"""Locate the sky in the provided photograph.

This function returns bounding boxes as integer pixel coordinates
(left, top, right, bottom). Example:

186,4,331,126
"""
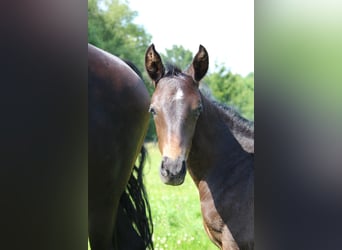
128,0,254,76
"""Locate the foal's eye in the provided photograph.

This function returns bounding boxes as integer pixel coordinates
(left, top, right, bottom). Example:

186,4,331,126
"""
149,106,157,116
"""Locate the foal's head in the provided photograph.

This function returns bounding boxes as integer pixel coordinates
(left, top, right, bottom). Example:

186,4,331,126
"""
145,44,209,185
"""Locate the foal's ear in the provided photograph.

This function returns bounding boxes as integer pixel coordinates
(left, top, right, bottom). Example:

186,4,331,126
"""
145,44,165,86
186,45,209,84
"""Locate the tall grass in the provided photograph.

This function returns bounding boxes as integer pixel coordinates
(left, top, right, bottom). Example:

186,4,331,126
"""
144,143,216,250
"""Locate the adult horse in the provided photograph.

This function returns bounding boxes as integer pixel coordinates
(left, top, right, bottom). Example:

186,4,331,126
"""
145,44,254,250
88,44,153,250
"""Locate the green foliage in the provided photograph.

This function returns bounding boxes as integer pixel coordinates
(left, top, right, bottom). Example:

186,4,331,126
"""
204,66,254,121
161,45,193,70
88,0,151,73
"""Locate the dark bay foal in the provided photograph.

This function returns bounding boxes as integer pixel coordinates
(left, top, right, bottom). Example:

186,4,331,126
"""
145,44,254,250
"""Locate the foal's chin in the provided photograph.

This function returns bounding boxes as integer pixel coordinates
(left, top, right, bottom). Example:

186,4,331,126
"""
160,173,186,186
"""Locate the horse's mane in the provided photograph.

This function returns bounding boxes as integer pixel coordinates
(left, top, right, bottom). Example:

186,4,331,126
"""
200,85,254,153
214,101,254,136
123,59,143,79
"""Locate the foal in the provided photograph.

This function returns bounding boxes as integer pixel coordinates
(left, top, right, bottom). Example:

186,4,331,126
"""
145,44,254,250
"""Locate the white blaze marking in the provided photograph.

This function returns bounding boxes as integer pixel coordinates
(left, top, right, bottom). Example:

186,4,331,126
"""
174,88,184,100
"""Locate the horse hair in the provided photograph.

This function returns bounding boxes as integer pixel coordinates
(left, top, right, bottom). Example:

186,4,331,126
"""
164,62,183,77
119,146,154,249
212,99,254,140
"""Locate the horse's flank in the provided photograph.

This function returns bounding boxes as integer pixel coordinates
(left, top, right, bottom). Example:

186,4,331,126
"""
88,44,153,250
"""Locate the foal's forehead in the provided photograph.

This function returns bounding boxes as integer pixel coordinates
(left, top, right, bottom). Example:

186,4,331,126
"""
151,76,202,112
155,76,198,98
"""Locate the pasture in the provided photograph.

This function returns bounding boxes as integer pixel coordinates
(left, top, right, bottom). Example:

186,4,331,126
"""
144,142,216,250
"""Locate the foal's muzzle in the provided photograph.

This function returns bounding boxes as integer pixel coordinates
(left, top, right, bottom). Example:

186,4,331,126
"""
160,156,186,185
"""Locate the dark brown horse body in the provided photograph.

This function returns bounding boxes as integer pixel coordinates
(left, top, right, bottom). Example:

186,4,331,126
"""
145,44,254,249
88,44,153,250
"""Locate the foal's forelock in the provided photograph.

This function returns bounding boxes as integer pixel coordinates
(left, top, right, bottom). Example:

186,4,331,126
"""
164,63,182,77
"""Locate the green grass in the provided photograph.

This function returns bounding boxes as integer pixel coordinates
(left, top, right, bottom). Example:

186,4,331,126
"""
144,143,217,250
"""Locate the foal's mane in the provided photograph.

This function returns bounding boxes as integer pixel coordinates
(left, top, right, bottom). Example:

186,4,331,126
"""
200,85,254,153
212,100,254,138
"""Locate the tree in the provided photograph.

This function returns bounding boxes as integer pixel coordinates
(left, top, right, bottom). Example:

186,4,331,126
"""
88,0,151,73
160,45,193,70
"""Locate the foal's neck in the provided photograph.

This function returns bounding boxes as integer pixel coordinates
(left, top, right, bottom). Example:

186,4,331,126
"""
187,95,251,186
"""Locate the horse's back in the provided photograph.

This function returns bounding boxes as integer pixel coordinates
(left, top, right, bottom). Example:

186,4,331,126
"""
88,44,150,249
88,43,150,186
88,44,149,110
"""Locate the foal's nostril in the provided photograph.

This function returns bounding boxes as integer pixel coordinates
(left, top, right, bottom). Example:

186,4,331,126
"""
163,156,170,163
160,161,169,177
